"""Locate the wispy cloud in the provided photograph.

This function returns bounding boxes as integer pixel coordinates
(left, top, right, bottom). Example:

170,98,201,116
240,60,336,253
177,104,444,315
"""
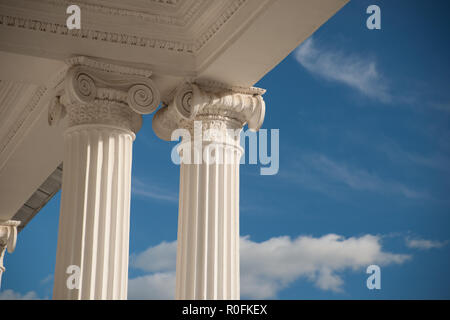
429,101,450,113
284,153,428,200
40,274,53,285
294,36,450,117
128,233,409,299
294,37,391,103
0,289,39,300
131,177,178,203
405,237,448,250
379,140,450,174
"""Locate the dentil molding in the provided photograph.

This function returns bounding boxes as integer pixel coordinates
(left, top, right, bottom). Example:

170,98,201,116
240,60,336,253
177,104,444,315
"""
42,0,199,27
0,0,247,54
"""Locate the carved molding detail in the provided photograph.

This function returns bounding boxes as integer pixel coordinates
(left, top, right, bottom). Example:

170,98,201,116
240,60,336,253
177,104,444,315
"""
152,81,265,141
0,14,195,53
54,57,161,132
0,86,47,160
43,0,196,27
194,0,247,51
0,0,247,54
66,56,154,78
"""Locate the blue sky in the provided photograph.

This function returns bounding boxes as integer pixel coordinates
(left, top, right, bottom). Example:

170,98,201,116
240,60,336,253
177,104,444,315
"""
1,0,449,299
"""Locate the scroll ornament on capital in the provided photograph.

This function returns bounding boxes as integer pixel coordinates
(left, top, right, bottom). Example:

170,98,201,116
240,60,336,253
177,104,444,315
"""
152,81,266,141
48,57,161,132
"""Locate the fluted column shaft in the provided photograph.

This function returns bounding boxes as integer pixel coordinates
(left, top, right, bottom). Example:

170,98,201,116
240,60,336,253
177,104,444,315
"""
53,125,134,299
176,138,242,299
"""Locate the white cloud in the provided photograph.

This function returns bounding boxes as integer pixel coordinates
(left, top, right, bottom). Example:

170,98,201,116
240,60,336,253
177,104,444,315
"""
405,237,448,250
128,233,410,299
0,289,39,300
239,234,408,297
294,37,391,103
130,241,177,272
128,272,176,300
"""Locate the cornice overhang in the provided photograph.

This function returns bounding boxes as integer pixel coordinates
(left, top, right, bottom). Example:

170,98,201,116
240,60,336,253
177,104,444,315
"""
0,0,349,224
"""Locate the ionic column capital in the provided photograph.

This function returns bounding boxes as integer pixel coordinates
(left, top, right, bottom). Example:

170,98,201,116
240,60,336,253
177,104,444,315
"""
0,220,20,288
152,80,266,141
49,56,161,133
0,220,20,253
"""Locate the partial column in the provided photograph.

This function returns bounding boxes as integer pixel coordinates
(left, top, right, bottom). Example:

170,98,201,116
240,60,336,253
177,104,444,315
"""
152,82,266,299
50,57,160,300
0,220,20,289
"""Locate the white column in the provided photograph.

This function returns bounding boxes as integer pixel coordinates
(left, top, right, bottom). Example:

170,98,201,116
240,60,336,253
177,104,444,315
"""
176,144,242,299
152,82,265,300
53,125,134,299
51,57,160,300
0,220,20,289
